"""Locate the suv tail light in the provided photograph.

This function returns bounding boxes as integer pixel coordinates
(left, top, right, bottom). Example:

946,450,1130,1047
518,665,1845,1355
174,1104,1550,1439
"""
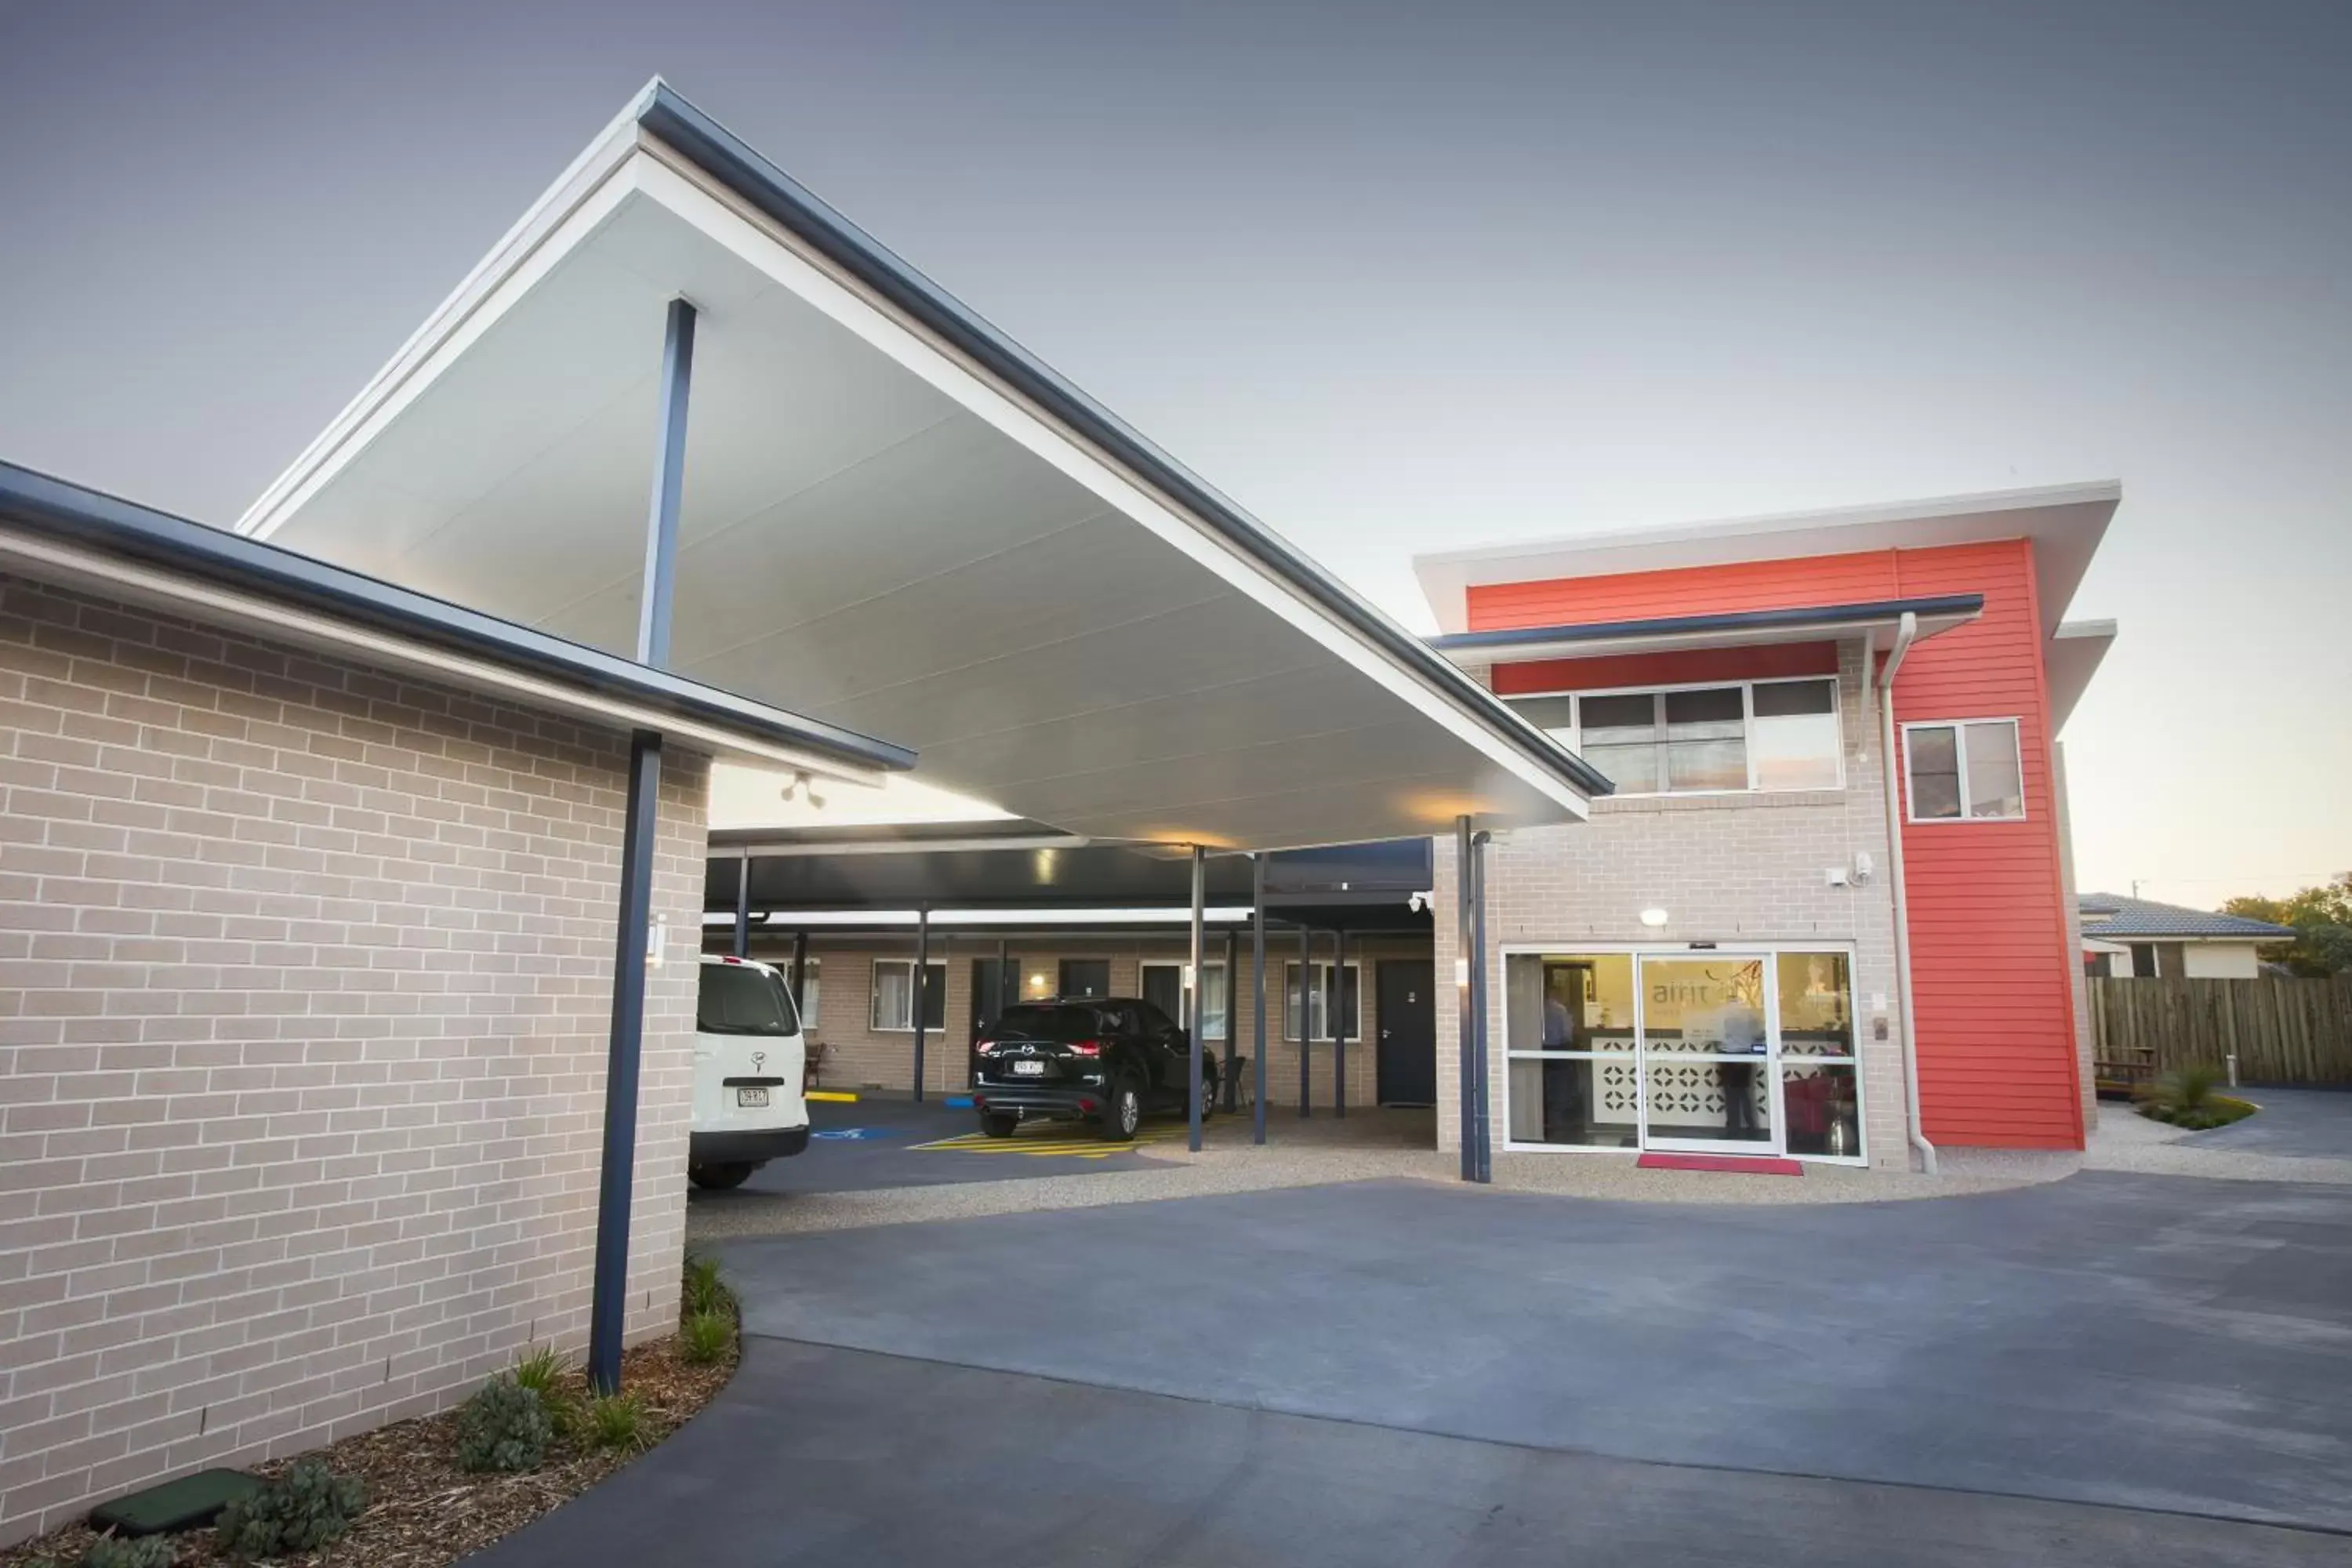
974,1038,995,1054
1069,1040,1102,1057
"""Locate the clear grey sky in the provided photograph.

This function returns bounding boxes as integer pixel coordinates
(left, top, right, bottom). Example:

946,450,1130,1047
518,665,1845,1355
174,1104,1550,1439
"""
2,0,2346,904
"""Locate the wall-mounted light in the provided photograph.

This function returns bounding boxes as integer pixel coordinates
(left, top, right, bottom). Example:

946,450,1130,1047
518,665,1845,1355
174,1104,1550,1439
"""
1028,971,1049,993
1454,957,1470,989
778,770,827,810
1639,908,1670,928
647,913,669,967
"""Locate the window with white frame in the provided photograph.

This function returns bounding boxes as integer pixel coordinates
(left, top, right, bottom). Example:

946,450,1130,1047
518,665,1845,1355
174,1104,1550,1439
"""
1281,961,1360,1041
1139,960,1229,1038
1506,677,1842,796
1903,720,2024,821
869,959,947,1031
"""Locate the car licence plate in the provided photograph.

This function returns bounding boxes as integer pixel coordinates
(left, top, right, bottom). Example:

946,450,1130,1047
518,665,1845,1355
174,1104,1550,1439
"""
1011,1060,1047,1076
736,1087,770,1107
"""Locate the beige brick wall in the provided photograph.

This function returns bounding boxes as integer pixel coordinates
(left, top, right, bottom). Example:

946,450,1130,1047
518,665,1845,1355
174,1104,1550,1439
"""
0,577,709,1545
1436,639,1915,1170
728,934,1431,1110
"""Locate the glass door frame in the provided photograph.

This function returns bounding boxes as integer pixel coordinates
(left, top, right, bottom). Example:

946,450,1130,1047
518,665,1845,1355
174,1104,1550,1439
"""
1632,948,1783,1156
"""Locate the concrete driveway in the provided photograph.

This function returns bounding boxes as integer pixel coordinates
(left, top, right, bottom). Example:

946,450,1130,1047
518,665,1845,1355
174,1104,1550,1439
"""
474,1162,2352,1566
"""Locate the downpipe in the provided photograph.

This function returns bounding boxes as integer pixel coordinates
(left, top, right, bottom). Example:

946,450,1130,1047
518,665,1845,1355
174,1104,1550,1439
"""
1876,612,1938,1177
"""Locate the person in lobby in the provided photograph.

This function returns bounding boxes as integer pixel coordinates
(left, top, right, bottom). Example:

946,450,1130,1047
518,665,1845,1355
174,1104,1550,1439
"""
1719,996,1764,1136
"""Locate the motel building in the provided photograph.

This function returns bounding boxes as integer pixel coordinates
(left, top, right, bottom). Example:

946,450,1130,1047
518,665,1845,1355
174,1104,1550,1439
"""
0,78,2113,1544
722,483,2118,1177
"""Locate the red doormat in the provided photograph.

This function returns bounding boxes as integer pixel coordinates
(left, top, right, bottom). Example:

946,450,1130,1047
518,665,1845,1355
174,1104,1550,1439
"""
1637,1152,1803,1176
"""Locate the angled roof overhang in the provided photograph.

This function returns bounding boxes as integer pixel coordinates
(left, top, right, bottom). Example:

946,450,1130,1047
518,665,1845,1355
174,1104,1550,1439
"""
2046,619,2116,731
1428,594,1984,665
1413,482,2120,638
0,460,903,778
236,81,1604,849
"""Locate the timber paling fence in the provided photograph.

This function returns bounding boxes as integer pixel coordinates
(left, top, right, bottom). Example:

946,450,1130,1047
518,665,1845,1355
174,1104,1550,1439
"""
2089,975,2352,1086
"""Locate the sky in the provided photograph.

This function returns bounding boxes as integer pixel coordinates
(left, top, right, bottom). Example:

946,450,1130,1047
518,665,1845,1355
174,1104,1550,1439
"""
2,0,2347,906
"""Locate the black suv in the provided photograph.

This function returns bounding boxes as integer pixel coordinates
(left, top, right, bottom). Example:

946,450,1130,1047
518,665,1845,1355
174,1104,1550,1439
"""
971,997,1218,1141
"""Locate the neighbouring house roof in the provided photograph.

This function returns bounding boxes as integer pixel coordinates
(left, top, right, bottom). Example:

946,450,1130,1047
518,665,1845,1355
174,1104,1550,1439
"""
0,459,912,780
1412,481,2119,638
2078,894,2296,941
227,78,1609,848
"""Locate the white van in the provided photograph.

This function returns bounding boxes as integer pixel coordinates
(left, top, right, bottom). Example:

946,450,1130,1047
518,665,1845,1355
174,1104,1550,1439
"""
689,954,811,1189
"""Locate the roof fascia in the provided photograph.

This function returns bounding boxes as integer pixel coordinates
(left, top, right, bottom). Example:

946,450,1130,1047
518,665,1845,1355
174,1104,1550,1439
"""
1429,595,1984,663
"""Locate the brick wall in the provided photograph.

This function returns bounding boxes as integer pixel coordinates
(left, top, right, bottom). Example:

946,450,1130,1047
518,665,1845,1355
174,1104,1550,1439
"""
0,577,708,1545
1435,638,1913,1170
728,934,1430,1110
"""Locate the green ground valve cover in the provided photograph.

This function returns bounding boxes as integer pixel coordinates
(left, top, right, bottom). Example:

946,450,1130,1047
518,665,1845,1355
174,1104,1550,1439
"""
88,1468,262,1537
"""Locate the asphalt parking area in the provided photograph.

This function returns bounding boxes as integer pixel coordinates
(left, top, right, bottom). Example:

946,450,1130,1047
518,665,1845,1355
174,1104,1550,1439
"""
493,1165,2352,1566
707,1096,1185,1196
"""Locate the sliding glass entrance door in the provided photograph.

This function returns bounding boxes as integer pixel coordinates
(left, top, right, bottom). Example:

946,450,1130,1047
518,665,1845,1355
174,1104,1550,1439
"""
1635,954,1777,1154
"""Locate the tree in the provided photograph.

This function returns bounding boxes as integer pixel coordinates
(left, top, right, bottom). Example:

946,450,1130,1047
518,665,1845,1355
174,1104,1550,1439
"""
2224,873,2352,976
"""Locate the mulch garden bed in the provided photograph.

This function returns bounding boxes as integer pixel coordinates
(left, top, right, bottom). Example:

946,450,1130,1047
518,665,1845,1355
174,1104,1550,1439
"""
4,1298,736,1568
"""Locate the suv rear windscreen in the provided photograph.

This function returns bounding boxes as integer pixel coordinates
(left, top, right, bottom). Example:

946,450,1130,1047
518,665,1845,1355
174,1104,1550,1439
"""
991,1004,1105,1042
697,964,800,1036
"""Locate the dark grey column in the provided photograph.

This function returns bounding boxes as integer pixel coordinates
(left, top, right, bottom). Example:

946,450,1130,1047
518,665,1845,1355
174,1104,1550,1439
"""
790,930,809,1014
1334,925,1348,1120
1221,926,1240,1115
731,855,750,959
913,905,931,1103
1455,815,1475,1183
1251,854,1268,1145
1187,844,1206,1152
1470,829,1493,1185
1297,921,1312,1118
590,295,696,1396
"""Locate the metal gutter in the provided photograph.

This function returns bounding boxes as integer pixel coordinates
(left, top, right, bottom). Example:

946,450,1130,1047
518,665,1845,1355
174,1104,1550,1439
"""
0,460,913,771
631,83,1610,803
1429,595,1986,653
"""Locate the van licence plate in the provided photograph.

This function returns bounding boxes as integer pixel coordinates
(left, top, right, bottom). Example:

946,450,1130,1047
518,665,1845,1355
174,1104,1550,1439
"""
736,1087,770,1107
1012,1060,1047,1076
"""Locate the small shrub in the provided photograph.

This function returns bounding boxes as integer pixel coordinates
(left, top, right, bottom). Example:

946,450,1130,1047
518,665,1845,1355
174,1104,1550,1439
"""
543,1388,586,1442
81,1534,175,1568
512,1344,564,1398
681,1310,733,1365
682,1254,728,1318
456,1375,553,1473
585,1392,648,1454
2136,1064,2254,1129
215,1459,366,1560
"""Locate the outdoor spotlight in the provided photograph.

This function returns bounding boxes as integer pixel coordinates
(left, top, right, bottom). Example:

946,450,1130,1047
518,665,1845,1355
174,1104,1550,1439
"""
779,769,827,809
1639,907,1670,927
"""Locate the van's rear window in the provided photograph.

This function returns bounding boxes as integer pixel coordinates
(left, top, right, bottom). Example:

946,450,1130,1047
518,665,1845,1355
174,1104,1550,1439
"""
992,1005,1104,1042
697,964,800,1036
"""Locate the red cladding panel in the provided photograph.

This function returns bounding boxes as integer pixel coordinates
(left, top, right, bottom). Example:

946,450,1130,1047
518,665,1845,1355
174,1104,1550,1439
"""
1889,539,2082,1149
1491,641,1839,695
1466,550,1904,631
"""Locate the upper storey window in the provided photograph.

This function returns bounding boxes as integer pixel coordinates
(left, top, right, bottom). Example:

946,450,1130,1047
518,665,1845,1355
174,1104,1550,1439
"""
1902,720,2024,820
1507,678,1842,796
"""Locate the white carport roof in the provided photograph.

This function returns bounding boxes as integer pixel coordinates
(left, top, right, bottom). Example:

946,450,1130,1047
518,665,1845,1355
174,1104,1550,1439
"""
238,81,1603,850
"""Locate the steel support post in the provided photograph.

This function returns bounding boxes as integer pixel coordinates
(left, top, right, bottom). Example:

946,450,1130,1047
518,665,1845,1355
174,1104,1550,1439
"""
1454,815,1475,1182
913,905,930,1103
588,296,695,1396
1188,845,1206,1152
1252,855,1269,1145
731,855,750,959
